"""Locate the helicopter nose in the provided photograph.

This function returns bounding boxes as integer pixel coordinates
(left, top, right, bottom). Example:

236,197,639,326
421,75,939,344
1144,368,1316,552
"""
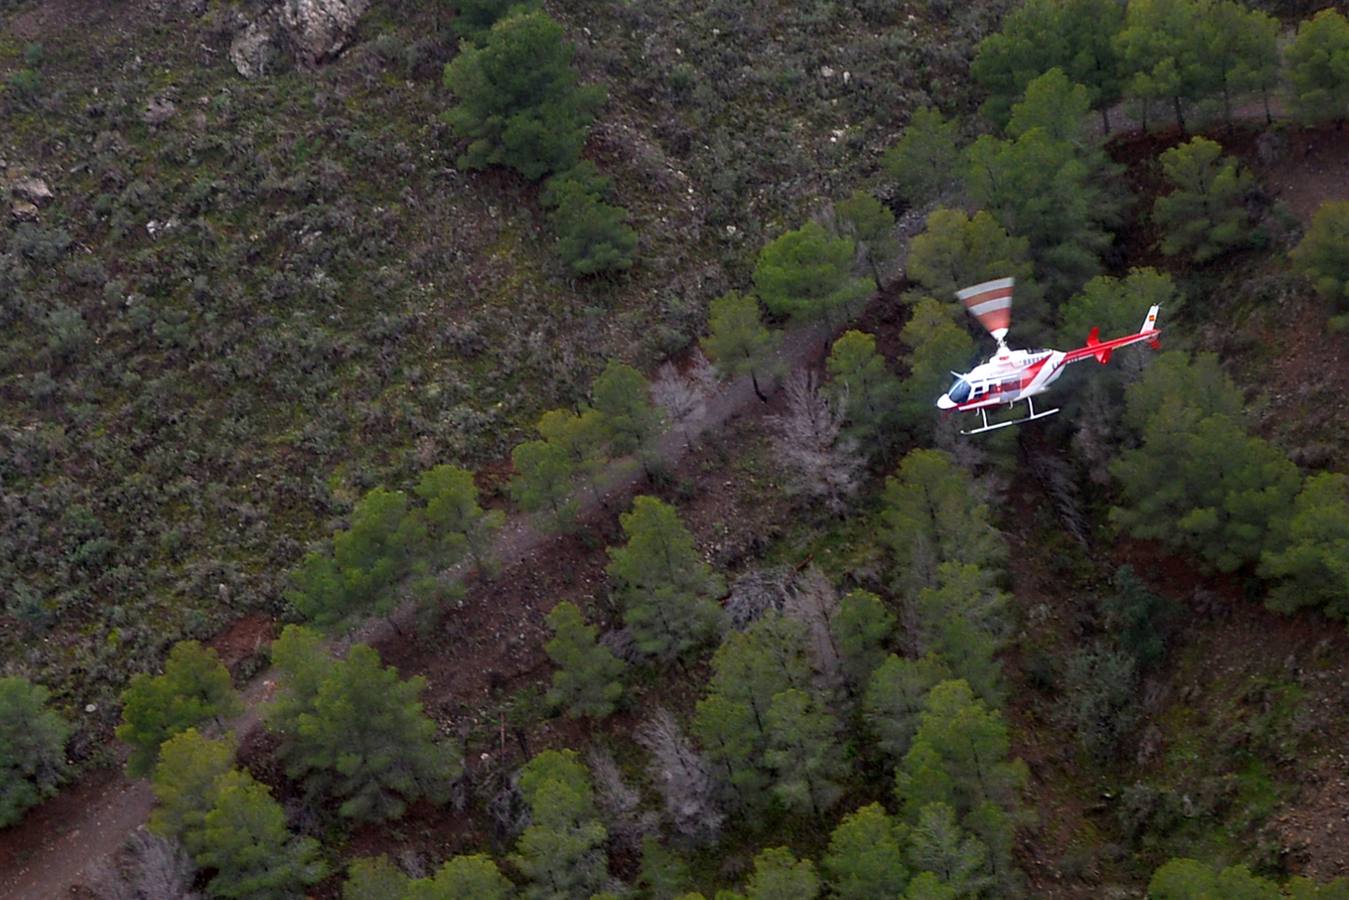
936,394,955,410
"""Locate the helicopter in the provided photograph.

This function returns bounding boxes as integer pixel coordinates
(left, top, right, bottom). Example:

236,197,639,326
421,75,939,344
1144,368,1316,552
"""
936,277,1162,435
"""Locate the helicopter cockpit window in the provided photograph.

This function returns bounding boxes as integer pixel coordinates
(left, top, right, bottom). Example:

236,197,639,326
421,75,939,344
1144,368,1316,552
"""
948,378,971,404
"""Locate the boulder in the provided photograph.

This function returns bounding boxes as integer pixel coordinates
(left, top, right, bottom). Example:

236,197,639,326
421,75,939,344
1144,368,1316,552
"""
11,175,54,206
229,0,370,78
11,200,40,222
143,97,177,126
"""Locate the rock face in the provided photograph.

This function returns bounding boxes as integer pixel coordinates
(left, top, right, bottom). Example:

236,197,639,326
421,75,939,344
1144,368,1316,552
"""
228,0,370,79
11,175,54,206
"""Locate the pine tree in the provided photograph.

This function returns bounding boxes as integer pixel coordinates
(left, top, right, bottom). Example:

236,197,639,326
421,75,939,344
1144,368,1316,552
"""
742,847,820,900
510,750,609,900
1007,68,1093,146
1285,9,1349,127
1290,201,1349,316
882,108,961,206
905,208,1034,304
1261,472,1349,620
442,11,606,180
640,837,692,900
823,803,910,900
763,688,846,817
895,298,976,434
1057,267,1178,348
148,728,236,855
1114,0,1206,131
195,770,326,899
701,291,782,403
117,640,242,777
905,802,993,898
409,855,514,899
510,439,578,533
545,175,637,276
343,856,411,900
414,464,505,575
825,330,901,444
1103,565,1175,670
269,642,458,822
0,676,71,827
1193,0,1280,124
915,562,1009,704
592,360,663,467
835,190,899,284
753,221,873,326
1153,137,1254,262
1148,858,1282,899
537,407,609,509
881,450,1005,598
972,0,1125,129
452,0,542,44
1120,351,1243,434
863,654,949,760
833,590,895,695
606,496,724,662
544,601,624,719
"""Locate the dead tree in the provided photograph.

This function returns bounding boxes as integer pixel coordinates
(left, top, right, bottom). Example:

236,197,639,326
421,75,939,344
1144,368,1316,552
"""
635,708,724,846
769,370,863,515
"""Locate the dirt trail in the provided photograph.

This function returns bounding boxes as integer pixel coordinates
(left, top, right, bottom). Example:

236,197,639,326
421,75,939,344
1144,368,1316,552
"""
0,315,830,900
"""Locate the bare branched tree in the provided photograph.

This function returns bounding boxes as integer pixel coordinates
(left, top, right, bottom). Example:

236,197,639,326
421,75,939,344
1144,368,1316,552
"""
635,708,723,846
769,370,863,515
651,350,720,449
587,747,658,854
725,565,794,630
782,566,843,693
90,830,198,900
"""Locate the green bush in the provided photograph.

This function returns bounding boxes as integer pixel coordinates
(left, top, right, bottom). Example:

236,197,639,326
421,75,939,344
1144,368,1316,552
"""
1290,201,1349,316
0,677,70,827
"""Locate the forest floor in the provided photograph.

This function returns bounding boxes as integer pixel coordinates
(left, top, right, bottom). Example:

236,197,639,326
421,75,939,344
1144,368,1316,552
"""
4,58,1349,900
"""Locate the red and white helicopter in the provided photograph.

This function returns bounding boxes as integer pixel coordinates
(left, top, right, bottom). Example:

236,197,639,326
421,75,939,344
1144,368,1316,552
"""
936,277,1162,435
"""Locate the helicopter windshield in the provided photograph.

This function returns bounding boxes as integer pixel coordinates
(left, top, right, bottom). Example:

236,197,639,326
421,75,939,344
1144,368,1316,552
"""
948,377,972,404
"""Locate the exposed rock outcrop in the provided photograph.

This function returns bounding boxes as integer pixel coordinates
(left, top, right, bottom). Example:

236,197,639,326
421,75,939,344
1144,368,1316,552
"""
228,0,371,79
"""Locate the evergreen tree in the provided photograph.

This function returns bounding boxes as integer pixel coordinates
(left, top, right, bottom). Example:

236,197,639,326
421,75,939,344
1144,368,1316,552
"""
537,407,610,507
964,128,1121,297
509,750,609,900
905,872,958,900
915,563,1009,705
1111,405,1300,572
906,209,1034,304
825,330,901,444
1194,0,1280,124
195,770,326,899
1057,267,1178,347
1290,201,1349,317
344,855,411,900
452,0,542,44
1261,472,1349,620
742,847,820,900
0,676,70,827
1153,137,1254,262
269,641,458,822
414,464,505,575
905,802,993,898
763,689,846,817
895,297,977,435
834,590,895,694
823,802,910,900
882,107,962,206
545,175,637,276
881,450,1005,597
1114,0,1206,131
149,728,236,855
863,654,949,761
702,291,782,403
639,837,692,900
835,190,899,284
753,221,873,326
897,681,1025,821
117,640,242,777
592,359,663,464
1148,858,1282,899
1103,565,1176,670
607,496,724,661
1285,9,1349,127
1059,644,1140,762
1121,351,1243,434
289,487,426,628
971,0,1125,130
510,439,578,533
409,855,515,899
1007,67,1093,147
544,601,624,719
442,11,605,180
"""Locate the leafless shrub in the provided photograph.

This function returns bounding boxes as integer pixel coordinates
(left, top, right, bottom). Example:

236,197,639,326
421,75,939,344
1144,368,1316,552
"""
651,349,721,449
587,747,658,853
782,566,843,693
725,565,794,630
90,830,198,900
635,708,723,846
769,370,863,515
599,626,641,664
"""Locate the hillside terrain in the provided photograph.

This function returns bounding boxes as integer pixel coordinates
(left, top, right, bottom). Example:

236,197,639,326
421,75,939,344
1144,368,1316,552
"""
2,0,1349,899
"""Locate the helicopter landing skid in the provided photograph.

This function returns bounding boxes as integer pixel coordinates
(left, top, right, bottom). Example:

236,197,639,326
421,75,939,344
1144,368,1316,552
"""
960,396,1060,435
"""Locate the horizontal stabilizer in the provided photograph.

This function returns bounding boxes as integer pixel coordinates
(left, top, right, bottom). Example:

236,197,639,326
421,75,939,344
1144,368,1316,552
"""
1085,326,1112,364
